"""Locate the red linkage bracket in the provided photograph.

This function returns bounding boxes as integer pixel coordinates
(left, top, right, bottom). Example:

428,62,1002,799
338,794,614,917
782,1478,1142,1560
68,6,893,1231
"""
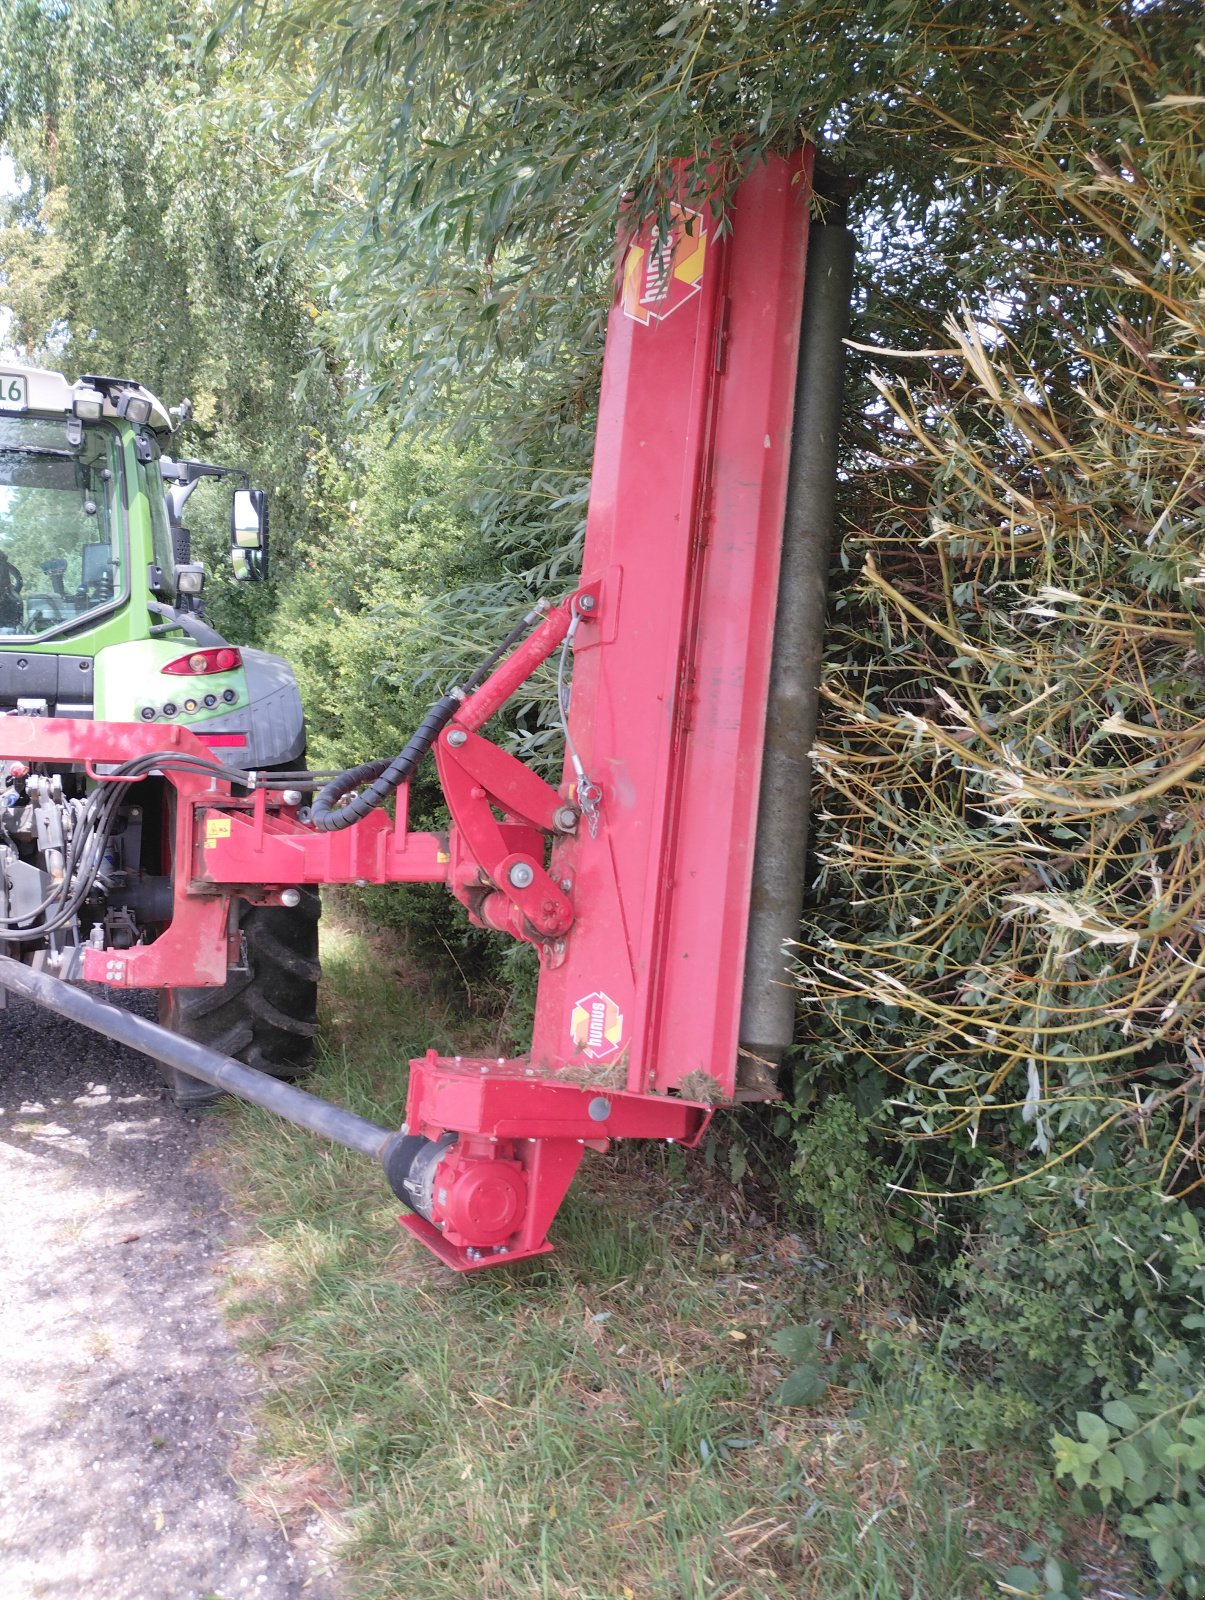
435,728,574,949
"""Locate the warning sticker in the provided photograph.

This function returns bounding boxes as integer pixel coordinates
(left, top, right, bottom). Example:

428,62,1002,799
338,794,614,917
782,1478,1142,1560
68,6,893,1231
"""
621,204,707,327
203,815,232,850
570,990,625,1061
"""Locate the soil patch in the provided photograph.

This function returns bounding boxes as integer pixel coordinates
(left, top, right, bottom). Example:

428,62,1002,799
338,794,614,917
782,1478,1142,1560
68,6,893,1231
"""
0,993,343,1600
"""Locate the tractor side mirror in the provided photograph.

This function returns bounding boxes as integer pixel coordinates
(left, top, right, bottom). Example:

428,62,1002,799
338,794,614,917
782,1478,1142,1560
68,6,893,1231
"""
231,489,269,582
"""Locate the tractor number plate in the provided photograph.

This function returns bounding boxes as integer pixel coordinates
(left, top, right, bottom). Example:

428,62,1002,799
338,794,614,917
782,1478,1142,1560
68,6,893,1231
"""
0,374,28,412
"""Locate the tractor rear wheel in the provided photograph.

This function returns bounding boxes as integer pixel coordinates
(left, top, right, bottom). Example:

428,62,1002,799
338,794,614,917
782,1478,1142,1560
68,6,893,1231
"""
158,891,322,1109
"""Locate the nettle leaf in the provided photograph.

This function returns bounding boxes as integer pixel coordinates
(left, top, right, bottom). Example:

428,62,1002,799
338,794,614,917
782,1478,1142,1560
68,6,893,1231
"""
1076,1411,1112,1452
1095,1449,1124,1494
776,1361,828,1407
769,1322,821,1365
1115,1440,1148,1486
1001,1564,1039,1593
1052,1434,1101,1489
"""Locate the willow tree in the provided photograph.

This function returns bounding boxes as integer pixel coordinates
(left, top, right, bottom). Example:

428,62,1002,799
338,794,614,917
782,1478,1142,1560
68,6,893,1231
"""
0,0,343,635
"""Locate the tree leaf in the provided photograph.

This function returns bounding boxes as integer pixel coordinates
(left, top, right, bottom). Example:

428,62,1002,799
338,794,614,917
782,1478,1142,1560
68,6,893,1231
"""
1102,1400,1139,1431
1077,1411,1111,1452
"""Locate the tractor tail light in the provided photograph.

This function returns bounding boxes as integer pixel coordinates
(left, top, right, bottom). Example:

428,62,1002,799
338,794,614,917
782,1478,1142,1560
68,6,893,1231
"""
162,647,242,676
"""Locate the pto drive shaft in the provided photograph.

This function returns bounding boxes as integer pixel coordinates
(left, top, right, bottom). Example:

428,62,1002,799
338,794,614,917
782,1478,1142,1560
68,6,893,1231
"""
0,952,399,1164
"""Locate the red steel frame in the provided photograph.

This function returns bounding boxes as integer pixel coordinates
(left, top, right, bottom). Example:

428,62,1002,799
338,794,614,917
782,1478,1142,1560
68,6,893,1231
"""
0,149,814,1268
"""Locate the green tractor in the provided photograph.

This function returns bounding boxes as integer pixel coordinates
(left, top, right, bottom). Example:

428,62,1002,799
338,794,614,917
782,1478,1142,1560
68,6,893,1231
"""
0,362,319,1105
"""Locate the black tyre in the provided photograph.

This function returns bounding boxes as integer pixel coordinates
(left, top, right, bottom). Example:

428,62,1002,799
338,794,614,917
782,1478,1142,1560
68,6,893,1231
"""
158,891,321,1108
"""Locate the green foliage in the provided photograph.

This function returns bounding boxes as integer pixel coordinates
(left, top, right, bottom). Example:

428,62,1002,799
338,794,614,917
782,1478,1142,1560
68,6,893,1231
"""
997,1554,1081,1600
787,1095,917,1282
951,1182,1204,1410
950,1179,1205,1594
768,1321,829,1407
269,427,490,771
1053,1392,1205,1597
0,0,342,641
791,6,1204,1195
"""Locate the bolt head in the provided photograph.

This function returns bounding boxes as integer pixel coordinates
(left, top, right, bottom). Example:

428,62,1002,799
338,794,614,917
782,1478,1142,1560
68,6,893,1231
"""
507,861,535,890
446,729,468,747
282,788,303,807
280,888,301,908
577,593,596,612
553,805,578,833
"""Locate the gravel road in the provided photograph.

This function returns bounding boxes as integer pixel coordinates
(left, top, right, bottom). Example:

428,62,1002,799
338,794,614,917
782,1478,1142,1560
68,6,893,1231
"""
0,992,342,1600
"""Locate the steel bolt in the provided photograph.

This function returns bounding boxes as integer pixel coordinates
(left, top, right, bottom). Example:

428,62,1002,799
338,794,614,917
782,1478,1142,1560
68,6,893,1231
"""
280,888,301,908
507,861,535,890
577,594,596,613
588,1097,612,1122
553,805,578,833
282,788,303,807
446,729,468,747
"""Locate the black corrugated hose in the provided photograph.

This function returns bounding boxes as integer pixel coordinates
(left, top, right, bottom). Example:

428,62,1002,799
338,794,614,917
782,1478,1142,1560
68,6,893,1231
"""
308,604,545,834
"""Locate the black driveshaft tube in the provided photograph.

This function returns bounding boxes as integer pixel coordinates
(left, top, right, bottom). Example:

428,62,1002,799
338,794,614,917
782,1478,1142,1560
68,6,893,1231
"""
0,953,394,1162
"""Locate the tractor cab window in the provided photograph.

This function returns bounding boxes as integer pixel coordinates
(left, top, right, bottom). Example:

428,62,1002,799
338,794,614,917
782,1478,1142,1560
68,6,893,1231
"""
0,416,123,638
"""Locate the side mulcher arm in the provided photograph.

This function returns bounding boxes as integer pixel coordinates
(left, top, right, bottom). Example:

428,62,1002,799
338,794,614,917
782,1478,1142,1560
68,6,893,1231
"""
1,146,853,1272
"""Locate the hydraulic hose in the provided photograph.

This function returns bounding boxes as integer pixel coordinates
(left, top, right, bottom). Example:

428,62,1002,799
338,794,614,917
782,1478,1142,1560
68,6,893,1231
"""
308,605,545,834
308,693,461,833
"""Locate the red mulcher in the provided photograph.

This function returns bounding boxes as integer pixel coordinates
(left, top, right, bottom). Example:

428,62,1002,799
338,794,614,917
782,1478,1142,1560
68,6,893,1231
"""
0,148,854,1271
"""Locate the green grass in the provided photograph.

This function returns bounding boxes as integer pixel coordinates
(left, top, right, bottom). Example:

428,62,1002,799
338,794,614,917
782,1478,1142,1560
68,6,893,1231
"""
215,914,1133,1600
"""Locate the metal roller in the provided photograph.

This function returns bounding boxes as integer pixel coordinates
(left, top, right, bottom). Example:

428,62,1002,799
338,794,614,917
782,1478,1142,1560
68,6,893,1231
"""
738,218,857,1078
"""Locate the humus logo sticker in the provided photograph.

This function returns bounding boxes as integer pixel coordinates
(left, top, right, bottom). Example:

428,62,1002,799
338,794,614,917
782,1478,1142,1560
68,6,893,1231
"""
621,204,706,327
570,990,624,1060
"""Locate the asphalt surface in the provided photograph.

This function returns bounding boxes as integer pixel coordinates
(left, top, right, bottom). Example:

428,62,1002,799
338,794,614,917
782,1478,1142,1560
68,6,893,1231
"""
0,991,341,1600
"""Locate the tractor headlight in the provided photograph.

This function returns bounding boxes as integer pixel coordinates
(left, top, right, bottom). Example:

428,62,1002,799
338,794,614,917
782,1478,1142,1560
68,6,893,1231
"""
116,392,153,426
72,386,105,421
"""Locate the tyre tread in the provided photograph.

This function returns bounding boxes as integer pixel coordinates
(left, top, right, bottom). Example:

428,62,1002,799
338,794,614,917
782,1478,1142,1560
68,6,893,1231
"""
159,893,321,1106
